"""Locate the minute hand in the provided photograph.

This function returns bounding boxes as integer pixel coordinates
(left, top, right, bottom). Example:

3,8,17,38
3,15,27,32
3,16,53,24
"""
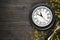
40,12,48,22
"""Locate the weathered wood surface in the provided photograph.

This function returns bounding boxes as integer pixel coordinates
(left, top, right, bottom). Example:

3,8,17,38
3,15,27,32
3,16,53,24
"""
0,0,49,40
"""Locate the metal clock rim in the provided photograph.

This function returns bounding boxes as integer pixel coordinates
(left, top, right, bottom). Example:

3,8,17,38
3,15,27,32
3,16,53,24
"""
29,3,55,30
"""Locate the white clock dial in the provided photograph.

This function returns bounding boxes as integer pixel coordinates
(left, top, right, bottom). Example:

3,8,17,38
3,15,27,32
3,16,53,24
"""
32,6,53,27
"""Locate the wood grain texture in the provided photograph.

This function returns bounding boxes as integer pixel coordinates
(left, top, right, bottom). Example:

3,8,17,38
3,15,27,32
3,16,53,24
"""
0,0,49,40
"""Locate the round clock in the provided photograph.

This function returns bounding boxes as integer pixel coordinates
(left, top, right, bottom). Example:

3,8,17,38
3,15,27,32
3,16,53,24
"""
29,4,55,30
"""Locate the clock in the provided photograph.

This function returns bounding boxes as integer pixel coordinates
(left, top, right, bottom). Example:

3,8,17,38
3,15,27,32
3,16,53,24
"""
29,4,55,30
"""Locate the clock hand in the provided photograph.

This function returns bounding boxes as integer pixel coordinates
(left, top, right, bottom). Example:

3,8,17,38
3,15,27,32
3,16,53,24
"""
40,12,48,22
37,12,43,17
42,17,48,22
40,12,43,17
37,11,48,22
37,14,48,23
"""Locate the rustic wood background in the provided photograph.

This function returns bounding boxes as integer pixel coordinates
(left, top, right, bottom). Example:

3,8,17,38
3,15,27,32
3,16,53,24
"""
0,0,49,40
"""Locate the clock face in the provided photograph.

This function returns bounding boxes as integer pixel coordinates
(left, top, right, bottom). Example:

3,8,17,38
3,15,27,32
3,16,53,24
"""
32,6,53,27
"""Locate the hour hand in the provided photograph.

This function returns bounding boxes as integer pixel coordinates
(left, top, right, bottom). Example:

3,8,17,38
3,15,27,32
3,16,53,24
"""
40,12,43,17
37,11,42,17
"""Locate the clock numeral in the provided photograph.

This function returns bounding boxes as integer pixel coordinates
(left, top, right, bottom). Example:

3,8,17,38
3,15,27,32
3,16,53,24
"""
47,17,51,19
43,22,46,25
44,9,47,12
47,11,49,13
35,19,39,23
47,13,50,15
34,18,37,21
39,21,42,25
